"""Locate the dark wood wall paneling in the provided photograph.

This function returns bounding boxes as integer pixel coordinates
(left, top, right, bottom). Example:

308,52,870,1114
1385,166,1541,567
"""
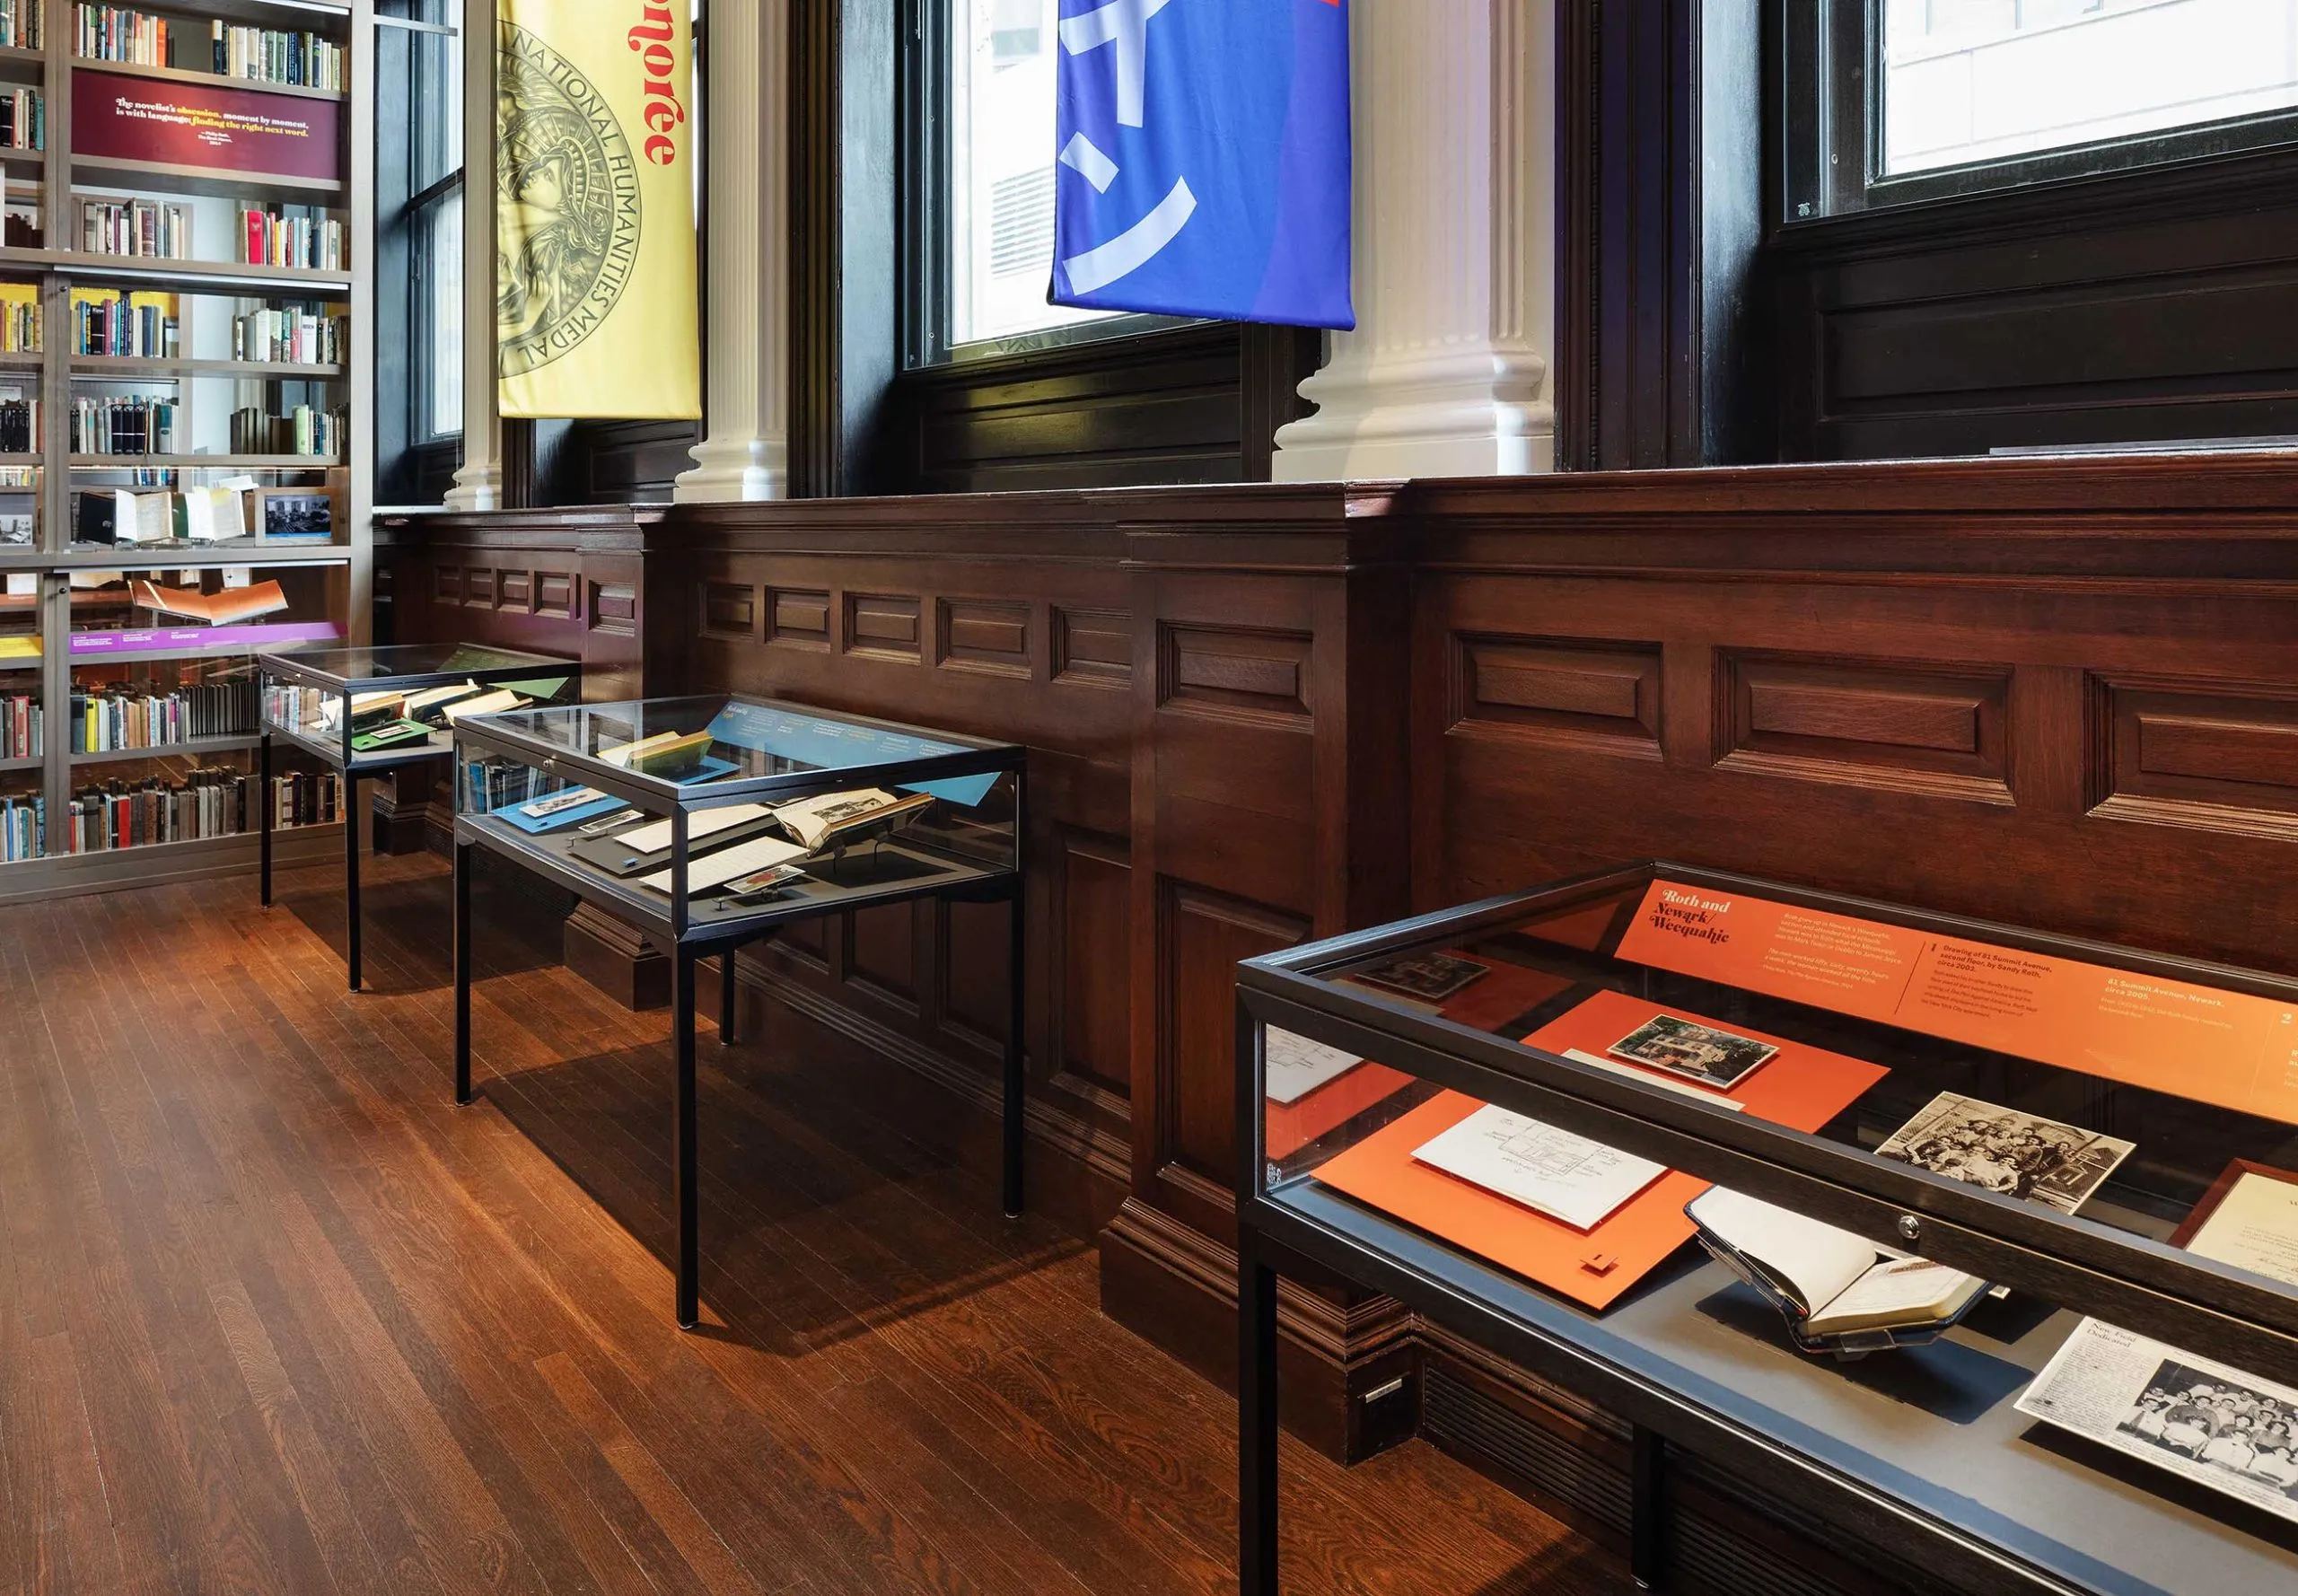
873,323,1325,495
1555,0,1767,469
1773,144,2298,459
371,507,658,855
1564,5,2298,466
377,454,2298,1595
656,484,1419,1465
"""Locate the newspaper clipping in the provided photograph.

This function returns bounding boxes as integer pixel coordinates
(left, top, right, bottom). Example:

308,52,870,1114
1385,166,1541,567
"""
2018,1319,2298,1521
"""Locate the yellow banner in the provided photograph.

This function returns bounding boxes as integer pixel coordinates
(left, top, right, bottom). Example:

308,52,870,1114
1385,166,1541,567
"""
495,2,699,419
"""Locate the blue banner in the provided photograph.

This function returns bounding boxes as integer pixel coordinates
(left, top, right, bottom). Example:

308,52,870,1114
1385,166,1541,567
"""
1050,0,1354,330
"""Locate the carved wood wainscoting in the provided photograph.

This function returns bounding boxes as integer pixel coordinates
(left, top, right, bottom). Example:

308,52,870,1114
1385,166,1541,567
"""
372,507,662,997
387,459,2298,1591
1398,458,2298,1586
659,487,1417,1462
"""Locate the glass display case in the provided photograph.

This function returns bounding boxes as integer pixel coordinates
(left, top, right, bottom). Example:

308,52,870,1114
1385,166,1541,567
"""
256,642,579,990
450,693,1028,1328
1234,863,2298,1596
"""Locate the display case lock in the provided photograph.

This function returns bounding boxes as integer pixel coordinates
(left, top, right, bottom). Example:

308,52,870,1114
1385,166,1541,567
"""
1898,1215,1922,1245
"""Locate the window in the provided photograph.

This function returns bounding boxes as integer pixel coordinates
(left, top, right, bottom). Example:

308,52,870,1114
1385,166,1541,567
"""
1785,0,2298,219
947,0,1110,346
374,1,463,500
907,0,1177,364
407,12,463,442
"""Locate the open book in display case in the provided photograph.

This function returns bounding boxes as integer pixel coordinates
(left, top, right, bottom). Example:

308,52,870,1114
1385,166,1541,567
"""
1234,862,2298,1596
257,642,582,992
449,693,1030,1330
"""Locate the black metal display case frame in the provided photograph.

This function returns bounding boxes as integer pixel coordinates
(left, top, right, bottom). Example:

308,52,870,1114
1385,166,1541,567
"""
1233,861,2298,1596
257,643,581,990
451,692,1028,1329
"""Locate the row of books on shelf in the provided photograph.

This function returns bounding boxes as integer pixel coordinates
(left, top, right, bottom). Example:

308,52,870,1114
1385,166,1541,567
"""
0,393,34,452
213,21,342,92
83,197,189,259
0,86,39,152
75,8,345,92
0,790,35,860
0,285,32,353
0,292,343,371
0,0,42,50
229,403,340,458
73,394,173,454
75,4,168,66
1,690,37,759
60,765,338,853
71,671,256,752
234,306,344,366
76,294,177,358
240,205,343,271
75,397,350,458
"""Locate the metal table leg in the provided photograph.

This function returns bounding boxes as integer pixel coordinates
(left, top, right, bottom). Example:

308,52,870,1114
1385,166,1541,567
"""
673,943,700,1329
258,729,273,908
1631,1424,1667,1591
1239,1226,1281,1595
1003,884,1025,1217
718,950,737,1046
453,837,474,1105
343,771,362,991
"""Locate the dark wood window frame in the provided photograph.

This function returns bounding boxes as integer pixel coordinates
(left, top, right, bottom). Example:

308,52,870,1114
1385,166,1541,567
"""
1785,0,2298,222
1560,1,2298,469
375,1,463,504
898,0,1192,372
801,0,1321,496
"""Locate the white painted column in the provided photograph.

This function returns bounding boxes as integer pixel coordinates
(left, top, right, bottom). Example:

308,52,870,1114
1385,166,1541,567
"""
675,0,790,503
445,0,502,510
1271,0,1555,481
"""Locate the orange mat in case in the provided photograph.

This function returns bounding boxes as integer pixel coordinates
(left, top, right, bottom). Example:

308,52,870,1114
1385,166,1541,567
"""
1310,987,1888,1311
1617,878,2298,1125
1266,961,1577,1162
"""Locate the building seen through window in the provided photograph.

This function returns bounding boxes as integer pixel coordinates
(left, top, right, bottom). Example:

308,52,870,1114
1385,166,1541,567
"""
948,0,1115,346
1884,0,2298,174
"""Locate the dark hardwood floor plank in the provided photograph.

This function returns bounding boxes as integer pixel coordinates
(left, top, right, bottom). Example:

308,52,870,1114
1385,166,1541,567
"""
0,853,1606,1596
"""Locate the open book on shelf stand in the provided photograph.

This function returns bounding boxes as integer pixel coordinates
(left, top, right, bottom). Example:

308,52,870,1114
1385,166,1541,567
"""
1687,1187,1990,1357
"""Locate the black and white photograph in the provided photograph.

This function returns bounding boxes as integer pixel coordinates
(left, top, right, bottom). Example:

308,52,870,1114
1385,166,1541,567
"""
2119,1360,2298,1495
1607,1013,1779,1091
1345,951,1490,1003
1874,1092,2135,1214
260,491,334,537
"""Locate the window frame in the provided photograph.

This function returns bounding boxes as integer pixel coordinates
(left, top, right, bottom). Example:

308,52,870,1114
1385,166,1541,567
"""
898,0,1191,370
1782,0,2298,226
374,1,465,501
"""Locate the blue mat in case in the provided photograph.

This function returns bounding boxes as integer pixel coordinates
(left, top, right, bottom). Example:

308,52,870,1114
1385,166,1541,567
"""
485,756,743,833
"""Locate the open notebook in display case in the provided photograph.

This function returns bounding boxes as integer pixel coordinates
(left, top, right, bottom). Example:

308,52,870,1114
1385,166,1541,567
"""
450,692,1028,1329
257,641,580,991
1233,862,2298,1596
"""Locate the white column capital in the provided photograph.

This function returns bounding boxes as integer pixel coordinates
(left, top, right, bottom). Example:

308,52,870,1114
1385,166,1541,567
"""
445,0,502,510
1273,0,1556,482
675,0,790,504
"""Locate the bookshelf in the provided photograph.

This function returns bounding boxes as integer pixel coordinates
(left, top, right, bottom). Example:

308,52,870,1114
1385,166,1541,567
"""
0,0,371,904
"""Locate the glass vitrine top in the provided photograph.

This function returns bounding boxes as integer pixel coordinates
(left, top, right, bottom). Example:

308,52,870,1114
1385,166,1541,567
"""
1248,864,2298,1363
1244,871,2298,1590
465,693,1017,798
260,642,568,687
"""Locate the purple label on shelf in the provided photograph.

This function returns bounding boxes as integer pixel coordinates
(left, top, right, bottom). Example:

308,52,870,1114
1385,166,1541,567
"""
71,620,344,654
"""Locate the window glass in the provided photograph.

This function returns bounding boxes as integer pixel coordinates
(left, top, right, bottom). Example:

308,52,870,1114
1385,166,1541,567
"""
1883,0,2298,175
948,0,1113,345
419,189,463,440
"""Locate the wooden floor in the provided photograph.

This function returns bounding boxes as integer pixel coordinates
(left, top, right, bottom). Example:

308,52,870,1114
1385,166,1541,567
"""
0,850,1623,1596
